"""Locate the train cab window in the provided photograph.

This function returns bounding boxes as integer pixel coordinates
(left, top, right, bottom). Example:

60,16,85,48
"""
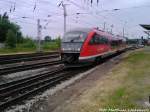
63,31,88,43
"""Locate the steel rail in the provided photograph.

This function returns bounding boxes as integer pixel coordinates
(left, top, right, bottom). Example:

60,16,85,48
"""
0,66,65,89
0,68,72,110
0,71,71,110
0,67,66,94
0,51,59,60
0,72,69,102
0,54,59,65
0,60,62,75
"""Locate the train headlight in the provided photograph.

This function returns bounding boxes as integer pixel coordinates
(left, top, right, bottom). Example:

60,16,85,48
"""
77,48,80,51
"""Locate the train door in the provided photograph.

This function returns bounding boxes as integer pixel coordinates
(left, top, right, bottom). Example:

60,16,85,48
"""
88,34,108,55
88,34,100,56
98,36,110,52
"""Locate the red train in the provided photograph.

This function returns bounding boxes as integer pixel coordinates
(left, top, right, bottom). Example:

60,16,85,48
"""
60,28,127,66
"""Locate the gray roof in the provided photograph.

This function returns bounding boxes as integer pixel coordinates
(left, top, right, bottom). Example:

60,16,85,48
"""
140,24,150,30
66,28,92,33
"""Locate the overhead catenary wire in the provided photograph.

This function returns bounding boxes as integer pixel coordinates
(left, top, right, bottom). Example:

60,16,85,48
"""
1,0,150,38
0,0,58,11
0,0,62,17
2,0,149,25
66,0,112,30
1,0,101,37
67,1,117,35
1,0,150,17
67,0,150,37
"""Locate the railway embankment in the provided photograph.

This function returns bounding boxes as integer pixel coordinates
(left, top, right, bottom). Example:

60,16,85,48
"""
9,48,137,112
50,47,150,112
2,47,148,112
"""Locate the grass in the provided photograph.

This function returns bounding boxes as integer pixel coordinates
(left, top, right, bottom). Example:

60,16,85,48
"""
0,47,36,54
0,42,59,54
42,42,60,51
100,49,150,109
56,47,150,112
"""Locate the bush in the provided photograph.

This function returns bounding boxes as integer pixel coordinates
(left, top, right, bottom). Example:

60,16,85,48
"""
42,42,59,50
21,37,36,48
55,36,61,48
5,29,17,48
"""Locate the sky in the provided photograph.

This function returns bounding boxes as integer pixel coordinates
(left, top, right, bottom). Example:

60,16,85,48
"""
0,0,150,39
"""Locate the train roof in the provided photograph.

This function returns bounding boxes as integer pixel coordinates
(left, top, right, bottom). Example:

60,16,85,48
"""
94,29,113,40
66,28,125,41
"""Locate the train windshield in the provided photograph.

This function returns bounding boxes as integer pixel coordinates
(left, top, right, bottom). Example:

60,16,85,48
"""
63,31,88,42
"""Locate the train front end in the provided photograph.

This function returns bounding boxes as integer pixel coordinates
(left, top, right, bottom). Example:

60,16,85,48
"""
61,30,88,66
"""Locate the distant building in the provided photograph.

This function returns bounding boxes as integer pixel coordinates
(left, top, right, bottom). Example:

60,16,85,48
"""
140,24,150,45
147,38,150,45
140,24,150,31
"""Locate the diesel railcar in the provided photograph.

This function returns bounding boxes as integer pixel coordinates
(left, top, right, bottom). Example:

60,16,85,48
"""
61,28,126,66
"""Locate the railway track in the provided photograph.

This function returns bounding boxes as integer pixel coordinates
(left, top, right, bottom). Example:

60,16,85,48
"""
0,66,88,111
0,59,62,75
0,51,59,65
0,48,134,111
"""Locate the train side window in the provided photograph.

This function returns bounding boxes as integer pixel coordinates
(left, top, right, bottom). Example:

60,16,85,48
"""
111,40,118,46
104,38,109,44
99,36,109,44
105,37,109,44
89,34,100,45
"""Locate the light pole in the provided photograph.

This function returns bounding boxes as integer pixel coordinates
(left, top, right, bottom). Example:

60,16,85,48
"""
123,21,127,38
103,22,106,31
58,1,68,34
110,24,114,34
62,4,67,34
37,19,42,52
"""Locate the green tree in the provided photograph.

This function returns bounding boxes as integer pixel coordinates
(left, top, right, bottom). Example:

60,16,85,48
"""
0,12,23,43
55,36,61,48
0,12,9,42
22,36,36,48
16,32,24,43
5,29,17,48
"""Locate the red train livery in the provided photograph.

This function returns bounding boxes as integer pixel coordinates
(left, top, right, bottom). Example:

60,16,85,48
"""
61,28,126,65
